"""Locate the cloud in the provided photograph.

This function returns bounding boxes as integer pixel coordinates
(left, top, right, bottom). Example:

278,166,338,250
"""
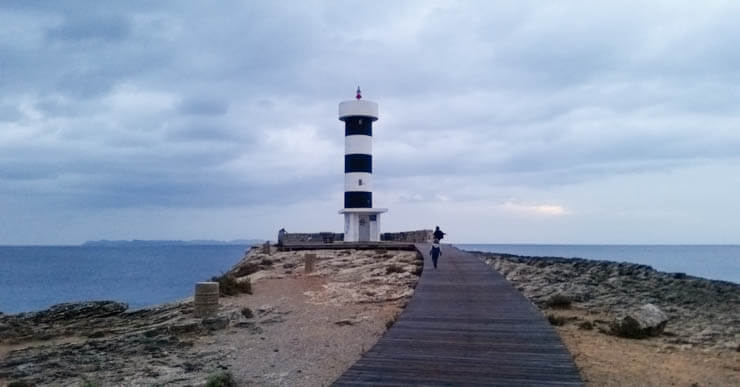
1,1,740,244
46,15,130,43
177,97,229,116
499,202,569,217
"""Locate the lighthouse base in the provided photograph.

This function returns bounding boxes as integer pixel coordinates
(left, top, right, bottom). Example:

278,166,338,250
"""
339,208,388,242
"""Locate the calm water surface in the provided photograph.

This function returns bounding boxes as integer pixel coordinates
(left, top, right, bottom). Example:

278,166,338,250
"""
2,244,737,314
0,245,248,314
456,244,739,284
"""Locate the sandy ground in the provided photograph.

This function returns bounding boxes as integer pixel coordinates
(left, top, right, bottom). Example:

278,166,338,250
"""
547,307,739,386
205,247,423,386
201,277,400,386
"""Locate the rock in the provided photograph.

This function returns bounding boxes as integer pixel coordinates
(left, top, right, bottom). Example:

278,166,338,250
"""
257,304,275,314
610,304,668,339
202,316,229,330
28,301,128,323
720,341,739,351
169,320,202,335
544,293,572,309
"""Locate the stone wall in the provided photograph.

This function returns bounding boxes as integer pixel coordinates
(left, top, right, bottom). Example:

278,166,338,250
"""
278,231,344,245
277,229,433,244
380,230,434,243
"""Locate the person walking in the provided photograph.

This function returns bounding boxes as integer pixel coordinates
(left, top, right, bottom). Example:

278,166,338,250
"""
433,226,445,241
430,239,442,269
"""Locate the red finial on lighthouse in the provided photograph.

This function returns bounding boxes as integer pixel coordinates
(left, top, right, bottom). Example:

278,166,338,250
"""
356,86,362,100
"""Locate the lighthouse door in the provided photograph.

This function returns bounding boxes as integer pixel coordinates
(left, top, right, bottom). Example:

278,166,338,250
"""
358,215,370,241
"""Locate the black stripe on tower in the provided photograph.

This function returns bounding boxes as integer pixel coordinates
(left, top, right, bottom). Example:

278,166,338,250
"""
345,191,372,208
344,117,373,136
345,154,372,173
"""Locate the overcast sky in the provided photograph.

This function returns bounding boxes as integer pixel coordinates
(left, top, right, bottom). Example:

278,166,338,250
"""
1,1,739,245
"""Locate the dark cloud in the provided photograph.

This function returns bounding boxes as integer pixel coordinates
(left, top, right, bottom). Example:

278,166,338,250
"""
1,1,739,244
177,97,229,116
46,15,130,42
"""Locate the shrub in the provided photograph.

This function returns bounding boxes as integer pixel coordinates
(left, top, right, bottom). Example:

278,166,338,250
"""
547,314,568,326
205,371,237,387
545,294,572,309
241,307,254,319
232,262,259,277
80,380,101,387
211,273,252,296
8,381,33,387
260,258,273,266
386,264,405,274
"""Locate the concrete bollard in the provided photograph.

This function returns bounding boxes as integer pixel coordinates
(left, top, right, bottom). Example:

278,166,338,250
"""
194,281,220,318
305,253,316,273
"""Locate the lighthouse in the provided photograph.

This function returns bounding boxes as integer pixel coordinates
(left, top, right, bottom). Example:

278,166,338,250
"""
338,87,387,242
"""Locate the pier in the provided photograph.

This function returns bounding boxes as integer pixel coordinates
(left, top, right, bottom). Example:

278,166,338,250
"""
334,244,583,386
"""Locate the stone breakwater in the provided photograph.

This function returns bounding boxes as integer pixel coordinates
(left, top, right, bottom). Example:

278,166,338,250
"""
478,252,740,351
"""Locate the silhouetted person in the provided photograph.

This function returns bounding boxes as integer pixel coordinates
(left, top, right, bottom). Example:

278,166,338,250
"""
430,239,442,269
433,226,445,241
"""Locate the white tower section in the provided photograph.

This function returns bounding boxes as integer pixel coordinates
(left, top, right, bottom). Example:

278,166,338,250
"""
338,88,387,242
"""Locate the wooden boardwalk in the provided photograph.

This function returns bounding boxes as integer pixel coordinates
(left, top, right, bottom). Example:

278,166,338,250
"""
333,244,583,386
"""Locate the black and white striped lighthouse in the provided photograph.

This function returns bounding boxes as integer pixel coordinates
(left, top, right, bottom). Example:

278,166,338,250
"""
338,87,387,242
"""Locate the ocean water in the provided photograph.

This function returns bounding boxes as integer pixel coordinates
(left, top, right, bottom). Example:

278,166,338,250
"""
2,244,737,315
0,244,248,314
456,244,740,284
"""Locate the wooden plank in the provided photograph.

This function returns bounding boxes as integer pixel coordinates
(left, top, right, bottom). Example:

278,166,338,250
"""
333,244,583,386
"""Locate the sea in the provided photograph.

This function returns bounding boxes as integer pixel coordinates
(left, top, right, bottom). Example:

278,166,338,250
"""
456,244,739,284
1,244,737,315
0,244,249,315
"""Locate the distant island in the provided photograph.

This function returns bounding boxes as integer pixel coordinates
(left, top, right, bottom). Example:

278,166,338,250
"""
82,239,265,247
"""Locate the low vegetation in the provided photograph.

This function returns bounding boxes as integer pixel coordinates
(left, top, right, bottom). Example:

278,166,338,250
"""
210,273,252,296
232,262,259,277
547,314,568,326
80,379,101,387
205,371,237,387
240,307,254,319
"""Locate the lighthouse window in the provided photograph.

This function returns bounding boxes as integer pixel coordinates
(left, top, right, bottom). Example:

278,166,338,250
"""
358,179,363,186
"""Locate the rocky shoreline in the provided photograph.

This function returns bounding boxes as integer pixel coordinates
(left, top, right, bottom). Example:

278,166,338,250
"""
3,247,737,386
0,247,423,386
476,251,739,350
476,250,739,386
